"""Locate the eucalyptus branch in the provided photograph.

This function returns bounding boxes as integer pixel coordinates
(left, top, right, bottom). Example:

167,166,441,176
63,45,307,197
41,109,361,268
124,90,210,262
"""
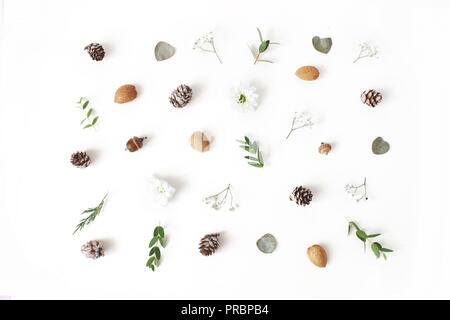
237,136,264,168
73,193,108,235
345,177,368,201
146,225,166,271
203,184,238,211
250,27,279,64
76,97,99,129
347,219,393,260
193,32,222,64
285,112,314,140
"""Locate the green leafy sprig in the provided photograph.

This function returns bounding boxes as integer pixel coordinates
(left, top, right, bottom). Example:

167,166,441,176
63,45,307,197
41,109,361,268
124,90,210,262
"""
77,97,99,129
147,225,166,271
347,220,393,260
237,136,264,168
73,193,108,235
250,27,279,64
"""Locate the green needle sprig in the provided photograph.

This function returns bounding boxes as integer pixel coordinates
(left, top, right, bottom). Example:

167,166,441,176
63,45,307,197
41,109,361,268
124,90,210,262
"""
250,27,279,64
77,97,99,129
73,193,108,235
237,136,264,168
147,225,166,271
347,219,393,260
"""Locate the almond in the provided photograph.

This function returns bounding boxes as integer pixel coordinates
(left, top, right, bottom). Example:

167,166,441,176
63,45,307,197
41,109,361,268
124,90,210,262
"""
114,84,137,104
295,66,319,81
190,131,210,152
307,245,327,268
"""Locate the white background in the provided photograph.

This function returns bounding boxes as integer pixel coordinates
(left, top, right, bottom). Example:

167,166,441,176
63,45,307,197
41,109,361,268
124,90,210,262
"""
0,0,449,299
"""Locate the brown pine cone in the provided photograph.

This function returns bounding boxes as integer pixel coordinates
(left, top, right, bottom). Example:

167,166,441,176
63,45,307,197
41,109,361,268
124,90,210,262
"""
70,151,91,168
81,240,104,259
199,233,220,256
84,43,105,61
361,89,382,107
289,186,313,206
169,84,192,108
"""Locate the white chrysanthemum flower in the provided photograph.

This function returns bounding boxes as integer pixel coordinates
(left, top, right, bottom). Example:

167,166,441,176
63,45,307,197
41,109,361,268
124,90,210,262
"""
148,177,176,207
231,84,258,112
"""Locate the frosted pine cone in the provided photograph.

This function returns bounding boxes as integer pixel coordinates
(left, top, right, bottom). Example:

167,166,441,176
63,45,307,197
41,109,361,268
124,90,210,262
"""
84,43,105,61
361,89,382,107
70,151,91,168
169,84,192,108
81,240,104,259
199,233,220,256
289,186,313,206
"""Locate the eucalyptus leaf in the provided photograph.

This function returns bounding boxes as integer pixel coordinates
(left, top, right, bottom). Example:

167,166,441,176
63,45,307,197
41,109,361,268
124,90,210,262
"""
356,230,367,242
371,242,381,258
372,137,390,155
256,233,277,253
149,237,158,247
154,247,161,260
312,36,332,54
154,41,175,61
259,40,270,53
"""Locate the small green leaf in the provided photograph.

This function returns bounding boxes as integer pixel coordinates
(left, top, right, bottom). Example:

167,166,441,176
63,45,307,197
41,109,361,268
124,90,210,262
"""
382,252,387,260
147,257,155,265
86,109,93,118
356,230,367,242
157,226,164,238
92,116,98,125
257,150,264,165
149,247,156,256
259,40,270,53
149,237,158,247
244,156,258,161
239,146,250,152
236,139,246,144
159,237,165,248
154,247,161,260
80,118,86,125
245,136,250,144
149,264,155,271
350,222,360,231
153,227,159,237
379,248,393,253
257,59,273,63
256,28,263,42
249,162,263,168
367,233,381,238
347,223,352,236
82,101,89,110
371,242,381,258
83,124,93,129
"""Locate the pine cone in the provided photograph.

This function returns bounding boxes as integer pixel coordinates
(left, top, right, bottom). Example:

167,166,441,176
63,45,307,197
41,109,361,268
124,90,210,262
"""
70,151,91,168
81,240,104,259
169,84,192,108
84,43,105,61
199,233,220,256
289,186,313,206
361,89,382,107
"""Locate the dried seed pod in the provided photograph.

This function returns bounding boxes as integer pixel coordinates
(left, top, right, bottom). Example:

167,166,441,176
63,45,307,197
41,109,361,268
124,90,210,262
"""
114,84,137,104
126,136,147,152
81,240,105,259
190,131,210,152
295,66,320,81
307,245,327,268
361,89,382,107
318,142,332,155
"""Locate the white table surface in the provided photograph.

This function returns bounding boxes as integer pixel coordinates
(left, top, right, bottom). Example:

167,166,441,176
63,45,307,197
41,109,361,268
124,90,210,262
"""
0,0,449,299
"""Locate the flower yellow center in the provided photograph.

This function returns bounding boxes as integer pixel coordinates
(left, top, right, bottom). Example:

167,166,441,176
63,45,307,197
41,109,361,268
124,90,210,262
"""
238,94,246,104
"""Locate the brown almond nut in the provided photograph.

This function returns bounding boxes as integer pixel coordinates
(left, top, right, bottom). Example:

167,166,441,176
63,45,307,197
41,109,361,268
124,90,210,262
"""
318,143,332,155
307,245,327,268
295,66,320,81
126,136,146,152
114,85,137,104
190,131,210,152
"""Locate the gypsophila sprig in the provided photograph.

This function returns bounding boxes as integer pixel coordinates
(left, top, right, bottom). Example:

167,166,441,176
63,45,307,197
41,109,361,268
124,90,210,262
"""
347,219,393,260
285,112,314,140
203,184,238,211
345,177,368,202
193,32,222,64
73,193,108,235
353,42,379,63
237,136,264,168
76,97,99,129
146,225,166,271
250,27,279,64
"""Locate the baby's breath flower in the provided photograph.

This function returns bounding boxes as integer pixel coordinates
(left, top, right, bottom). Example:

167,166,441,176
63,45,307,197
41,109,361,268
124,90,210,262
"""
193,32,222,64
353,42,379,63
203,184,237,211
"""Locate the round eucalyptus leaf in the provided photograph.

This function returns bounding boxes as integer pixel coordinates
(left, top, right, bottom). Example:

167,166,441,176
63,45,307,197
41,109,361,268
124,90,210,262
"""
372,137,390,155
256,233,277,254
155,41,175,61
312,36,332,54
